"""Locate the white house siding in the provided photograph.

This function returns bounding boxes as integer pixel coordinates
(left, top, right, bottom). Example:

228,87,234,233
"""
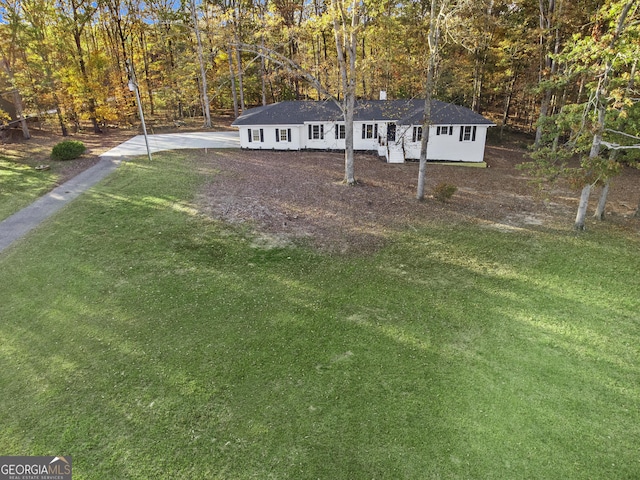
353,122,383,151
302,122,344,150
402,125,489,162
238,122,489,163
301,122,380,151
238,126,300,150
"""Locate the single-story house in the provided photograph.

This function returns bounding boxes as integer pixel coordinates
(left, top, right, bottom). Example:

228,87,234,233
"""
231,99,495,163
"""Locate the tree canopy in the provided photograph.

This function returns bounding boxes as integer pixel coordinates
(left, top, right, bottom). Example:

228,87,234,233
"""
0,0,633,132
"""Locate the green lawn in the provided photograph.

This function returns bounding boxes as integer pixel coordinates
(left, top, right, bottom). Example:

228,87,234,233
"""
1,152,639,479
0,157,60,220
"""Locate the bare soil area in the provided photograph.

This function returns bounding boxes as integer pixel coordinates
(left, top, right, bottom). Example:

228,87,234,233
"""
198,134,640,253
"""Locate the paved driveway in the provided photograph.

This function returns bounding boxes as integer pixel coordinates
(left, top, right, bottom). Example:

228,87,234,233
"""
0,131,240,253
100,131,240,157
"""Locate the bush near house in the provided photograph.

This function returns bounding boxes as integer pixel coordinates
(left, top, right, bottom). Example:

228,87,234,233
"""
433,182,457,202
51,140,86,161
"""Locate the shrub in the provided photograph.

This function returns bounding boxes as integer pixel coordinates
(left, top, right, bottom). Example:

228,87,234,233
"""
433,182,457,202
51,140,86,161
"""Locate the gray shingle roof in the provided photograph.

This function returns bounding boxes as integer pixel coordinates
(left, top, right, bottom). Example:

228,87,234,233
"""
231,99,494,126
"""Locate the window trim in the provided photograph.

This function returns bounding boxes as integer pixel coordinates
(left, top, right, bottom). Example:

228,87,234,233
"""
412,126,423,143
459,125,477,142
277,128,292,143
362,123,378,139
308,124,324,140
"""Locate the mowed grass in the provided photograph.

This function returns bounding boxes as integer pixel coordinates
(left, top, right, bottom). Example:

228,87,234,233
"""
0,157,60,220
1,152,639,479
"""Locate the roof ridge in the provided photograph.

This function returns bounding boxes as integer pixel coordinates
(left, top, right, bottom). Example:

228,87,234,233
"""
232,99,495,126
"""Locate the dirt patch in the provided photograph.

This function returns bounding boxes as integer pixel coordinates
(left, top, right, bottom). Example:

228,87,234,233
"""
197,137,640,253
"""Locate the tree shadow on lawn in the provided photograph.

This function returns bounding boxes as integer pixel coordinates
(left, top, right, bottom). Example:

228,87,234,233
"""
3,218,639,478
1,152,639,478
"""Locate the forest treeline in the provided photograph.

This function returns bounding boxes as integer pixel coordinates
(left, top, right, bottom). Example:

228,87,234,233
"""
1,0,639,225
0,1,634,132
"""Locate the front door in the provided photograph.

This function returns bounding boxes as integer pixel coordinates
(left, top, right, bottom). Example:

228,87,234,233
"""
387,123,397,142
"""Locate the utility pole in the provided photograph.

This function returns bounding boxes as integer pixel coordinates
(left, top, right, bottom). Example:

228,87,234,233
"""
127,60,152,162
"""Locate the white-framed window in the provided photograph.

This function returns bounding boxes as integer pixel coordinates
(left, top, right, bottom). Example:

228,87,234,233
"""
362,123,378,139
412,126,423,142
436,126,453,135
459,125,477,142
275,128,291,143
248,128,263,143
335,124,345,139
308,124,324,140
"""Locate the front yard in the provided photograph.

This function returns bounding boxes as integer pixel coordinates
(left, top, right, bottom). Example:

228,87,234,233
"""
1,150,638,478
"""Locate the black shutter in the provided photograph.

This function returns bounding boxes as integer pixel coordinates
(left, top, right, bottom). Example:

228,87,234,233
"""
362,125,366,139
335,124,339,139
288,129,291,142
320,125,324,140
260,129,264,142
275,129,280,142
459,126,464,142
472,126,477,141
308,124,312,139
449,126,453,135
412,127,416,143
248,129,252,143
374,124,378,138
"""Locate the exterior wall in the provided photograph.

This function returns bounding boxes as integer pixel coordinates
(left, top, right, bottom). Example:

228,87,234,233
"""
237,123,490,163
353,122,383,151
238,125,301,150
300,122,380,151
401,125,489,162
301,122,344,150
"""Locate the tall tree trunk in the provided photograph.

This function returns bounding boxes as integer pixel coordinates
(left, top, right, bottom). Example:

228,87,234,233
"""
534,0,561,149
72,25,101,133
232,4,245,112
0,59,31,139
191,0,211,127
551,87,568,150
261,35,267,106
500,73,517,138
594,180,610,220
417,0,441,200
140,31,155,115
55,106,68,137
12,88,31,140
235,45,245,111
575,184,592,230
227,45,239,118
332,0,359,185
